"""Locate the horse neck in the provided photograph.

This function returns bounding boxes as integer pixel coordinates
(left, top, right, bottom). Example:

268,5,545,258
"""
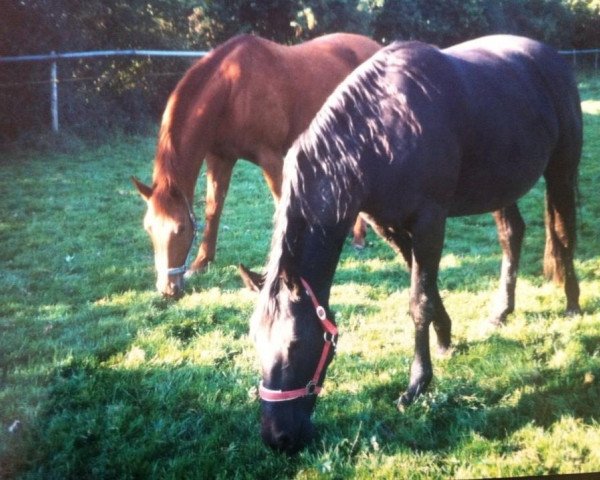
152,60,231,201
152,130,198,201
300,225,347,304
274,211,349,307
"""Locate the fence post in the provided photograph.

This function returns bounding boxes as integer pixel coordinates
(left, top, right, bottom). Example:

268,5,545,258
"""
50,52,59,133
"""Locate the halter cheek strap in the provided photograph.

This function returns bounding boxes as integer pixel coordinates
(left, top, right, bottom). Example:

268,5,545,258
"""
164,204,198,277
259,278,338,402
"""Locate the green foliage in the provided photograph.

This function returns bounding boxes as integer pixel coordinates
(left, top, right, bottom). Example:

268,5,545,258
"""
0,77,599,478
190,0,303,45
568,0,600,48
370,0,490,46
1,0,599,141
484,0,574,46
369,0,582,46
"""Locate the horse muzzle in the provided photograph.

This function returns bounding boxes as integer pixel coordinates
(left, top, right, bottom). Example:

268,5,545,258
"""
156,272,185,298
260,401,315,454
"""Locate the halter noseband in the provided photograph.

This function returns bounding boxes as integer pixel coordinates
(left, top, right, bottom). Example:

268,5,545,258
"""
259,278,338,402
165,202,198,277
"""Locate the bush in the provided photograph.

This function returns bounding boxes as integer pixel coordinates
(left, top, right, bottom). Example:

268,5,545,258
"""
1,0,598,143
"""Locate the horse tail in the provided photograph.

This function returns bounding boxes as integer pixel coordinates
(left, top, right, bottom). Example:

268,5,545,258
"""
543,169,578,285
541,55,581,313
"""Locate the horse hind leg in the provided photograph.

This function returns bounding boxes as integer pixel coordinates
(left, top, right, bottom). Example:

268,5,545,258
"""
543,167,580,314
351,215,367,249
489,204,525,325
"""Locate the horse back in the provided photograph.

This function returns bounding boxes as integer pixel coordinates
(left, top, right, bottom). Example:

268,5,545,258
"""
210,34,380,158
314,36,581,222
442,36,582,215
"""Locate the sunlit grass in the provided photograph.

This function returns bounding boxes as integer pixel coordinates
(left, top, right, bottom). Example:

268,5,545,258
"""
0,77,599,478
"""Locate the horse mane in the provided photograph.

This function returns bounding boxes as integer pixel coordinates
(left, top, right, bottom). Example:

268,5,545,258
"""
254,40,431,330
252,42,398,328
152,34,266,187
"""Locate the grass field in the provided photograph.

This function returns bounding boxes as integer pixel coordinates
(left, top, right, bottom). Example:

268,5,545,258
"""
1,76,599,479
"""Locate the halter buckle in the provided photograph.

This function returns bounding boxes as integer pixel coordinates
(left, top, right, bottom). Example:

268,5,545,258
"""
324,331,338,348
305,380,318,395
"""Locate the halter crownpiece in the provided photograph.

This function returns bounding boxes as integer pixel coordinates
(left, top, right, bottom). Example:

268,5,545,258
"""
259,277,338,402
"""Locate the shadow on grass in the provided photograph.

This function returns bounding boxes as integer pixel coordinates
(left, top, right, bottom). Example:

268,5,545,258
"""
316,331,600,460
7,360,308,479
5,291,598,478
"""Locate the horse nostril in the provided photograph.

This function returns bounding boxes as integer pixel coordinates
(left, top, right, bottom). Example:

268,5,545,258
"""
159,282,183,299
274,432,295,453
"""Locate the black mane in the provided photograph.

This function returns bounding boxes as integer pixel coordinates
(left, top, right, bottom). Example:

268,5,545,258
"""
254,41,430,329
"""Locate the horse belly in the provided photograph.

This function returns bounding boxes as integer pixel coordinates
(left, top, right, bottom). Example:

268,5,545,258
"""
448,139,553,217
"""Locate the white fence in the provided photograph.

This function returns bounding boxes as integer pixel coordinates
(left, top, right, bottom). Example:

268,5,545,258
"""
0,47,598,134
559,48,600,70
0,50,208,133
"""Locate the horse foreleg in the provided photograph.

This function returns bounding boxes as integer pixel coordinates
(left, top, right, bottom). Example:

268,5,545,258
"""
398,213,450,407
489,204,525,325
258,150,283,202
189,154,236,274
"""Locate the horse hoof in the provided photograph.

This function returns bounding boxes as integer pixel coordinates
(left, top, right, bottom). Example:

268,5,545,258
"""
187,259,210,276
488,313,508,327
396,392,413,411
183,269,196,279
437,344,454,358
352,240,366,250
565,306,582,317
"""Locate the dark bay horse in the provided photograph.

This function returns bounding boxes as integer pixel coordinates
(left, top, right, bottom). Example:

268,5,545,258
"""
132,33,380,297
249,35,582,453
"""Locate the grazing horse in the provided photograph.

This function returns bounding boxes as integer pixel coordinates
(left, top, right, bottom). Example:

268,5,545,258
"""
249,35,582,453
132,33,380,297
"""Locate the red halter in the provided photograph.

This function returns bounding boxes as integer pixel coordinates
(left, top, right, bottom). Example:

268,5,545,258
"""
259,278,338,402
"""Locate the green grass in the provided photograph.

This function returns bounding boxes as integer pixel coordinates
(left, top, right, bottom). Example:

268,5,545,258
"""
1,77,599,479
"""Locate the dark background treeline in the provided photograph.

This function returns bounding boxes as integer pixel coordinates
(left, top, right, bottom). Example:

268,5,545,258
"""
1,0,598,143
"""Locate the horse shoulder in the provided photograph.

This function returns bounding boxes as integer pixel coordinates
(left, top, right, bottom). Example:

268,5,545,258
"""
212,39,293,154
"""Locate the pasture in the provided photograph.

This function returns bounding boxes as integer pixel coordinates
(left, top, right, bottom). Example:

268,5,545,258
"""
1,76,599,478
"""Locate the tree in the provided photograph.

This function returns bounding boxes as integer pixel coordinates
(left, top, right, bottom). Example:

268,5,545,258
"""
188,0,303,46
483,0,573,47
568,0,600,48
370,0,489,46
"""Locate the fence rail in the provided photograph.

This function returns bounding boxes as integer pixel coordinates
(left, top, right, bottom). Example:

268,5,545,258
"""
559,48,600,70
0,49,208,63
0,49,208,133
1,47,598,134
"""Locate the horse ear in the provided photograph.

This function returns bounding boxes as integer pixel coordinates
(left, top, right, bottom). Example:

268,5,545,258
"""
238,264,265,292
281,268,302,299
131,176,153,201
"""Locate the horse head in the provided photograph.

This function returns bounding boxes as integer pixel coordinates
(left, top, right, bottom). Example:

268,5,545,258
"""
132,176,197,298
250,271,338,454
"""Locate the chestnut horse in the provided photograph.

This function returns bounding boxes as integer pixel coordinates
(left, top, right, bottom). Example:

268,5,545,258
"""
132,33,380,297
249,35,581,453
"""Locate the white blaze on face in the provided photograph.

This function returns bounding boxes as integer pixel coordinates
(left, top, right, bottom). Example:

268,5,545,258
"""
144,202,182,294
251,288,298,383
